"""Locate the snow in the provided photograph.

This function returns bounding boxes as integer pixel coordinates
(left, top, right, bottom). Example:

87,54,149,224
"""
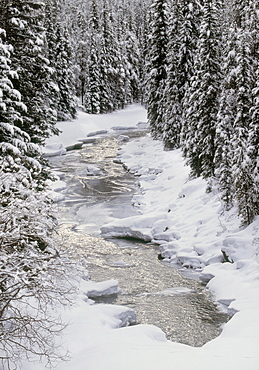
27,104,259,370
43,104,148,153
82,279,121,298
44,143,66,157
101,213,168,241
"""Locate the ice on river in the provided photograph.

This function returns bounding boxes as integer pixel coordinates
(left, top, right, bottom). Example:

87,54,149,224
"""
28,104,259,370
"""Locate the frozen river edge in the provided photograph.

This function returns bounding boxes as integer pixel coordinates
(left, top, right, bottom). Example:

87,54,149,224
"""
36,104,259,370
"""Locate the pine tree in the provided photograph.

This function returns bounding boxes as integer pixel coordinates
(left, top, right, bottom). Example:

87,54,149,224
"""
99,0,127,112
164,0,200,149
84,0,102,114
44,1,77,121
231,0,259,224
0,0,58,145
54,27,77,120
146,0,168,138
182,0,222,178
0,28,41,187
122,30,141,102
214,24,238,209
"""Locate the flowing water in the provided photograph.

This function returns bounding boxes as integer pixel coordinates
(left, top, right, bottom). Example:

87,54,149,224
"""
49,132,229,347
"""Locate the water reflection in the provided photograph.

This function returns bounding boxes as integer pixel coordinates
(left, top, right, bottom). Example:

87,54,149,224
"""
50,135,229,347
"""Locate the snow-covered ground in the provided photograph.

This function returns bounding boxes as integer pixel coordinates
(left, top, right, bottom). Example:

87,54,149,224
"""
29,104,259,370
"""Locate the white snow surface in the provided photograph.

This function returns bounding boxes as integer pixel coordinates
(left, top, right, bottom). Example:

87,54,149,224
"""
27,104,259,369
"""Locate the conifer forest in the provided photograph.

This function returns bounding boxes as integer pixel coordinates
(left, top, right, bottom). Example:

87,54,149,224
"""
0,0,258,367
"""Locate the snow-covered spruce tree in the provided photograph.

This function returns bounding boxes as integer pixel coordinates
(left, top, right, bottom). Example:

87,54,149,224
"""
146,0,168,138
231,0,259,225
245,64,259,221
0,29,73,368
0,0,58,145
84,0,102,114
45,1,77,121
0,28,41,184
163,0,200,149
116,1,143,103
53,26,77,120
182,0,222,178
75,39,89,105
121,30,141,103
133,0,152,104
98,0,128,113
214,23,238,210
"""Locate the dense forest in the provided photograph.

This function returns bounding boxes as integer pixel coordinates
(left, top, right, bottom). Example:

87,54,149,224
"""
0,0,258,367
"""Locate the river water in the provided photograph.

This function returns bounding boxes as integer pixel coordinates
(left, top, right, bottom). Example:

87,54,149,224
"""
49,132,229,347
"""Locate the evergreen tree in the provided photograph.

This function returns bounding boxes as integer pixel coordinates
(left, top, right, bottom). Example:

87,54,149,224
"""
164,0,200,149
45,1,77,120
231,0,258,224
99,0,127,112
54,27,77,120
84,0,102,114
182,0,222,178
122,30,141,102
146,0,168,138
0,0,58,145
214,24,238,210
0,28,41,187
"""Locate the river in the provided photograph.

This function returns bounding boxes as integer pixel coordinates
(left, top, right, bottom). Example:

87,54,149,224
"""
48,131,229,347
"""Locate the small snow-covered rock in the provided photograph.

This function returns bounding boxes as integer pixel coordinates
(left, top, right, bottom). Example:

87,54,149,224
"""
177,251,203,268
199,272,215,284
83,279,121,298
87,130,108,137
79,137,98,144
119,135,130,142
66,142,84,151
101,225,152,242
47,191,65,202
159,242,179,259
113,157,123,164
222,236,256,262
101,213,167,242
49,180,67,192
115,309,137,327
111,126,136,131
153,230,181,242
137,121,149,129
43,143,66,157
81,164,103,176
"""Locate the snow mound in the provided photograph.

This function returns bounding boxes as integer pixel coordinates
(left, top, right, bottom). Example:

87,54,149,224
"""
87,129,108,137
44,143,66,157
48,179,67,192
82,279,121,298
119,135,130,142
101,213,168,242
66,142,84,151
47,191,65,202
137,121,149,129
114,308,137,327
81,164,103,176
111,126,137,131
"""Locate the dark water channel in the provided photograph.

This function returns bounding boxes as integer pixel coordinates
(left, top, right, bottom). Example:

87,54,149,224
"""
49,132,229,347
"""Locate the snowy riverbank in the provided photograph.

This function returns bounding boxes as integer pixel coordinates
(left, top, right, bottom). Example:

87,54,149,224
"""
27,104,259,369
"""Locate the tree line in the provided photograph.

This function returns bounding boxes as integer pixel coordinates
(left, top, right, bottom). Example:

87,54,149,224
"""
147,0,259,226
